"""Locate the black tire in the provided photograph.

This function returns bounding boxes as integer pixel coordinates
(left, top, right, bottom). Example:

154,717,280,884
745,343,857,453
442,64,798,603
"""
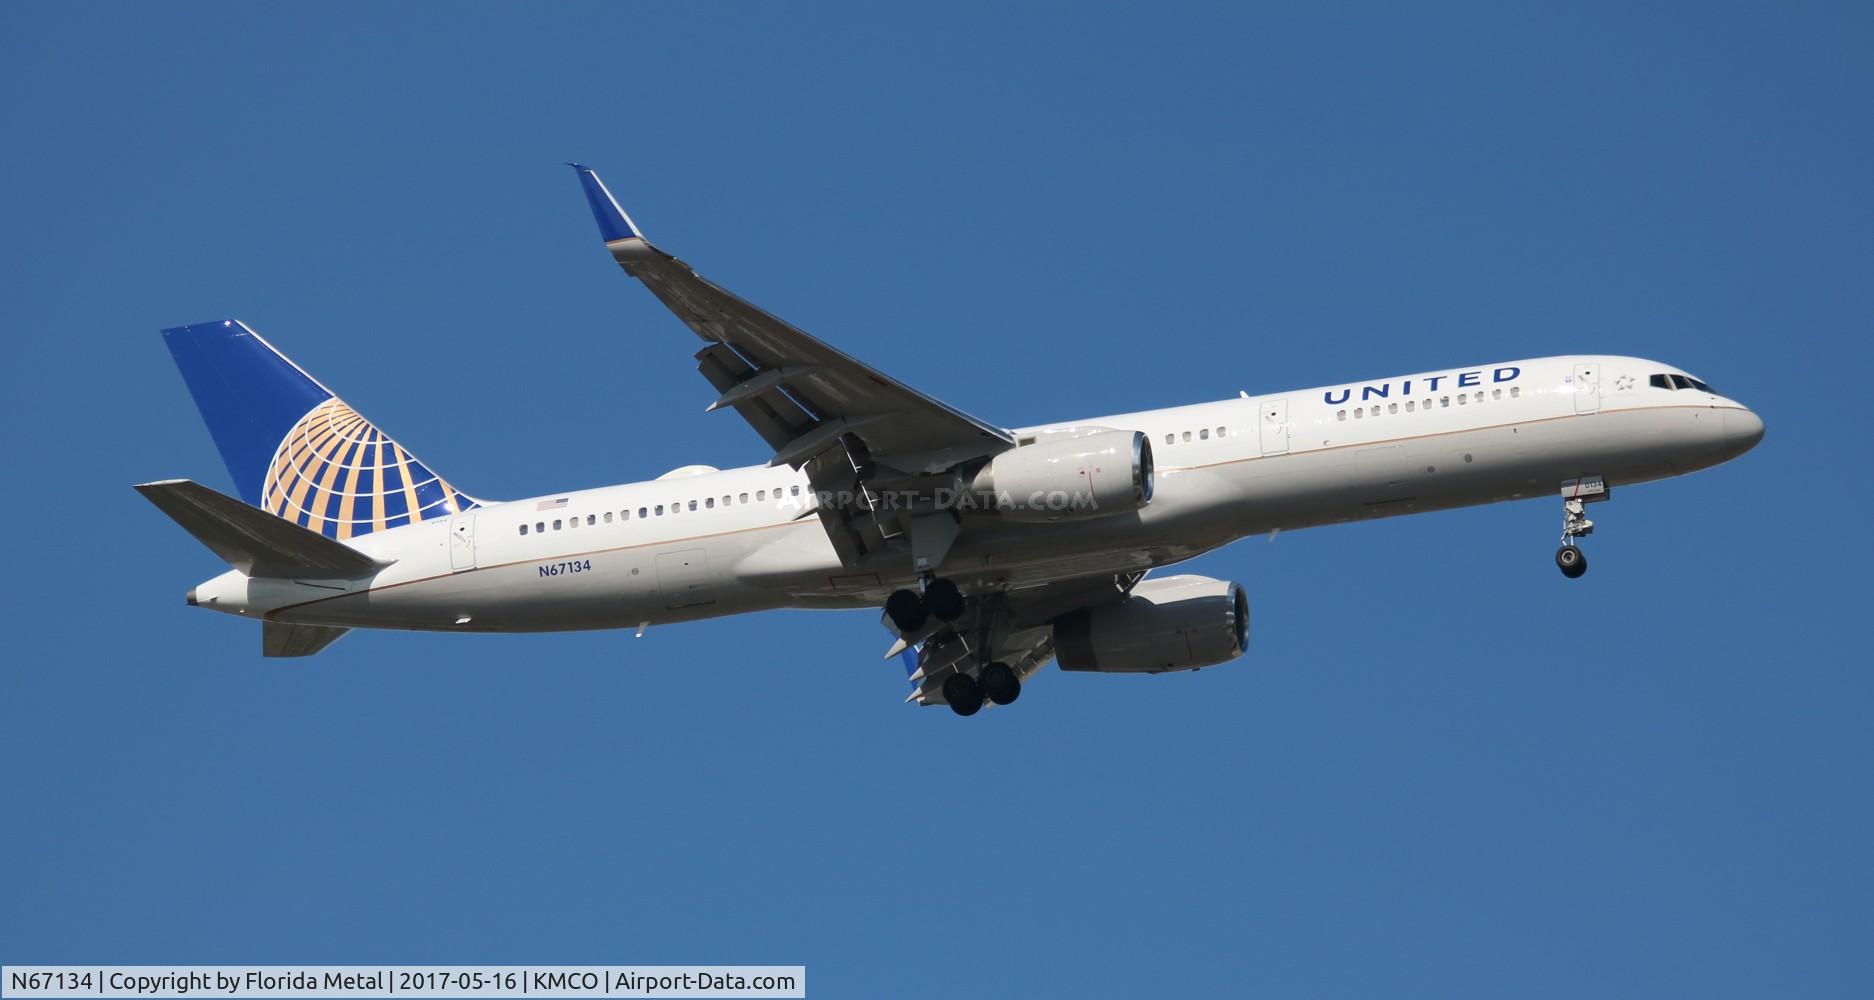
886,589,928,633
1556,545,1588,579
923,577,966,622
980,662,1021,706
943,672,982,717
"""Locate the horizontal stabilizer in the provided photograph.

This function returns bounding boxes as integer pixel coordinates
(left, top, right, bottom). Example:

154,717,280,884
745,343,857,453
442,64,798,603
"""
135,479,384,578
263,621,351,658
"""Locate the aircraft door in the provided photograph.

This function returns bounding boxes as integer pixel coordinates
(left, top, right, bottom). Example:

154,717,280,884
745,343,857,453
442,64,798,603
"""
1573,363,1601,414
448,512,476,572
656,548,713,608
1260,398,1290,456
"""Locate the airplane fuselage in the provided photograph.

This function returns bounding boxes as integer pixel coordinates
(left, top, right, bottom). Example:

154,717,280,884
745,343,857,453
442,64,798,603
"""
188,354,1763,633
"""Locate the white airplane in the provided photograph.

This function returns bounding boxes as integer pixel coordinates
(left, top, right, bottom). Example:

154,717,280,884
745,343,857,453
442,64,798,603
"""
140,165,1764,715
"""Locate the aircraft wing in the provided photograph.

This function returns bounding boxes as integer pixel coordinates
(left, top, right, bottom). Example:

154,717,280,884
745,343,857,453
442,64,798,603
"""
570,165,1016,480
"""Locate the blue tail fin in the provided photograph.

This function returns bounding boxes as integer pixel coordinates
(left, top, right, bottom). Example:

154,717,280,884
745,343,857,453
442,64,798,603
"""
161,320,478,540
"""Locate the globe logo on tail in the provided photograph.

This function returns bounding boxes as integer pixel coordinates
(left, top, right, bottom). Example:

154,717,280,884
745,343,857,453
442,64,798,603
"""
261,398,477,540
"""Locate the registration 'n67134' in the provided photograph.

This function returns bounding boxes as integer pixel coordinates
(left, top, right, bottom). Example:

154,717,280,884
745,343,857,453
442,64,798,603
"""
539,559,592,578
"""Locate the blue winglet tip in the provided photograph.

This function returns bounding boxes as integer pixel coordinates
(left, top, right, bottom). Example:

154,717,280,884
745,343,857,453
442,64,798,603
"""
161,318,243,339
567,162,641,243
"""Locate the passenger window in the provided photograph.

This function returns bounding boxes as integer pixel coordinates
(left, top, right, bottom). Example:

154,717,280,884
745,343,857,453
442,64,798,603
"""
1354,409,1363,419
638,507,647,519
1165,433,1175,445
723,495,731,506
706,497,715,509
1337,409,1347,421
1216,426,1226,437
1440,397,1450,407
1389,403,1398,414
568,517,578,528
1510,386,1520,398
519,524,528,535
1406,400,1416,412
553,519,562,530
655,505,664,516
757,490,765,501
791,486,800,496
1492,389,1501,400
1200,428,1210,440
536,522,545,533
688,500,698,511
739,493,749,504
1182,431,1192,442
1475,392,1484,403
587,514,596,526
1458,395,1467,405
603,512,612,524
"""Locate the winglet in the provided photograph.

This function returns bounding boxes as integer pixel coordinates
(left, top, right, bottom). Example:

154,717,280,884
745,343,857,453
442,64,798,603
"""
567,163,644,243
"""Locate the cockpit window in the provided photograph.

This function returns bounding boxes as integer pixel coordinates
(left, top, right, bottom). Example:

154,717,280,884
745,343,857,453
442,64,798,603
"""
1651,373,1717,394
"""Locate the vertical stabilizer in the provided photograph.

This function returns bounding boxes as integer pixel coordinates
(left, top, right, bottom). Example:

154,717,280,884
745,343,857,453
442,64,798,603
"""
161,320,479,539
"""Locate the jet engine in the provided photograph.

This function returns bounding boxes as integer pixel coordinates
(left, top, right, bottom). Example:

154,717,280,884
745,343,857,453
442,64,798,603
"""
1053,575,1249,673
968,429,1153,521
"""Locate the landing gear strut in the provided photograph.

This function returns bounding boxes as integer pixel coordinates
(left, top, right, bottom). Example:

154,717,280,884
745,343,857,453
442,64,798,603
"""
1556,490,1597,579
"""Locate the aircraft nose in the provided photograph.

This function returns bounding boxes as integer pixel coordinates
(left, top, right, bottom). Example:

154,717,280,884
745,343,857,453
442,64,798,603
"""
1724,407,1765,458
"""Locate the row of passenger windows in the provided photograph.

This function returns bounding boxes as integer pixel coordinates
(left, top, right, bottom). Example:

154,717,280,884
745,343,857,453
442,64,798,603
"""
1165,426,1230,445
517,485,803,535
1337,386,1520,421
1651,373,1715,393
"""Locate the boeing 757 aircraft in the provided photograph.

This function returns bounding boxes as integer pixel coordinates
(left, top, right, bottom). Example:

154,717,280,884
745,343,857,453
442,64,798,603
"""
139,165,1764,715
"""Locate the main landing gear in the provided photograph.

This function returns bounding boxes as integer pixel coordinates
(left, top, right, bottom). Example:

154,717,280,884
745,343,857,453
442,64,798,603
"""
885,576,965,633
888,576,1023,716
942,661,1021,716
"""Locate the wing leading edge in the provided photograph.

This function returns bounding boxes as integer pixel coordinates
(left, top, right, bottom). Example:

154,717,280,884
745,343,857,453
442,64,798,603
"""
567,165,1016,478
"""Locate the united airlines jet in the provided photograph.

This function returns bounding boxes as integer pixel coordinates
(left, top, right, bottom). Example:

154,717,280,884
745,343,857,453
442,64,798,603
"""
139,166,1765,715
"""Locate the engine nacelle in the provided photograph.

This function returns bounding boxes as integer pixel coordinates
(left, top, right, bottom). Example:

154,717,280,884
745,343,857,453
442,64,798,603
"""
1054,575,1249,673
969,429,1153,521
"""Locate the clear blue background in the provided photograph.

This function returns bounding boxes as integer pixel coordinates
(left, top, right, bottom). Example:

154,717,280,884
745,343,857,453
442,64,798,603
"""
3,4,1870,996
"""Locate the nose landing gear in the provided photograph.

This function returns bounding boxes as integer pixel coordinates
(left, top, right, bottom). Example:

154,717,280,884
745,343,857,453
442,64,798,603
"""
1555,478,1606,579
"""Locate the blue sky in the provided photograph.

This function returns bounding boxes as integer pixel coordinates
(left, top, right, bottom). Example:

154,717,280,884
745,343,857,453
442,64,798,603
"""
3,3,1870,996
